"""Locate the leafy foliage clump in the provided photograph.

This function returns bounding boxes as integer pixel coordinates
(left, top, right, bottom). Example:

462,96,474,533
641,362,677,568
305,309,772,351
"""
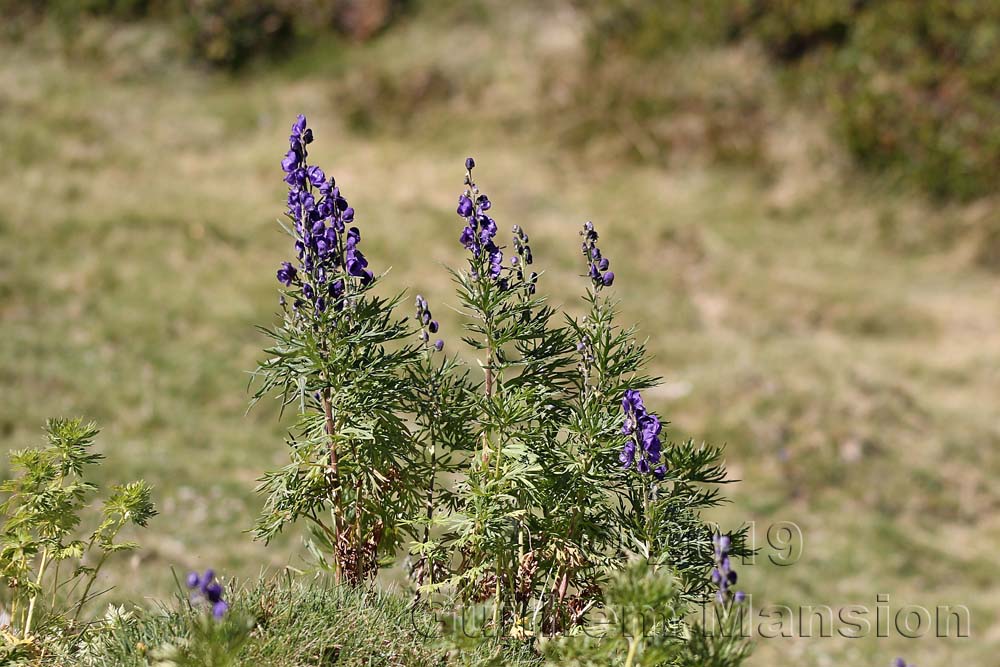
4,1,404,69
251,119,754,664
0,419,155,661
576,0,1000,199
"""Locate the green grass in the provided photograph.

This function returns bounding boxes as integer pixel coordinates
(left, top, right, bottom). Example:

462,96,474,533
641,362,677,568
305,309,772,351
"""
1,4,998,666
25,579,540,666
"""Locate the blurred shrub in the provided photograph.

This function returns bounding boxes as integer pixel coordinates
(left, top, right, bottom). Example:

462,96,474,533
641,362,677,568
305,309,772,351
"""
3,0,404,69
339,64,456,134
180,0,297,69
578,0,1000,200
832,1,1000,200
582,0,735,59
544,45,771,167
556,1,770,167
736,0,858,61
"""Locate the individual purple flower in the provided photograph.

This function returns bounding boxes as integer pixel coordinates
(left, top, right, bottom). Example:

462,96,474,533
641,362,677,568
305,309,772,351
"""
277,261,297,286
186,569,229,619
307,165,326,187
620,389,666,479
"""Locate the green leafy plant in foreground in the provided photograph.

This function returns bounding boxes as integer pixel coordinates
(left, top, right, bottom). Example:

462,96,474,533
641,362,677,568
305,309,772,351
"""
0,418,155,658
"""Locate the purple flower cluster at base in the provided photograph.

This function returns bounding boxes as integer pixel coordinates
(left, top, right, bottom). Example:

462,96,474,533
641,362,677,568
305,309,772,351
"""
186,569,229,619
620,389,666,479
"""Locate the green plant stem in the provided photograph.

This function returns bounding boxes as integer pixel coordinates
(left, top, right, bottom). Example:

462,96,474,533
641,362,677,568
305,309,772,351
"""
71,550,110,626
420,428,437,591
50,560,60,609
322,390,343,584
24,548,49,638
624,634,639,667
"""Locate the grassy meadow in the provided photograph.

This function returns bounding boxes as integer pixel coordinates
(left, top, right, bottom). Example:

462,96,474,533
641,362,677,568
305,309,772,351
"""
1,3,998,665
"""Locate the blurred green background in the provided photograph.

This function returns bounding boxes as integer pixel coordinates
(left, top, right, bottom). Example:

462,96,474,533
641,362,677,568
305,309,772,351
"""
1,1,997,665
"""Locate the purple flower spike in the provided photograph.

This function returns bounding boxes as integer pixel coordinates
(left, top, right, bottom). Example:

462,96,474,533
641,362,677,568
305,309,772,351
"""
620,389,666,478
712,534,745,605
276,115,378,316
415,297,445,351
454,157,526,289
580,222,614,290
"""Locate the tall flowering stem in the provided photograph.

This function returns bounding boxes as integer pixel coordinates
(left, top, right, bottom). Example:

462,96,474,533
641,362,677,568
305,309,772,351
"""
252,116,420,585
556,220,753,631
404,297,474,599
448,157,574,630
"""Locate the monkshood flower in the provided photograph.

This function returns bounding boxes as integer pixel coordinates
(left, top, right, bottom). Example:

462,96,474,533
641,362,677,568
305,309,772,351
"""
415,294,444,352
711,535,745,605
580,221,614,289
511,225,538,295
620,389,666,479
186,569,229,619
892,659,916,667
456,157,503,280
275,114,373,314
